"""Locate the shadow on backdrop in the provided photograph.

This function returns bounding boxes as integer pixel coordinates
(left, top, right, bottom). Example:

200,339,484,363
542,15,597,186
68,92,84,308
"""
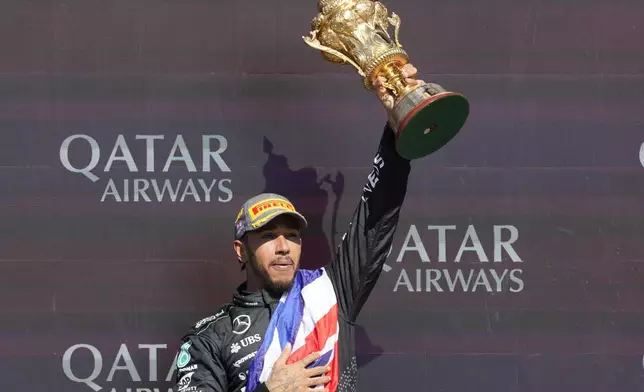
261,136,384,369
262,136,342,270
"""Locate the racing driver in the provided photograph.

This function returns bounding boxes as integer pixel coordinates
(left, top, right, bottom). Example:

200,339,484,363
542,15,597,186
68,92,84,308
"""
174,64,422,392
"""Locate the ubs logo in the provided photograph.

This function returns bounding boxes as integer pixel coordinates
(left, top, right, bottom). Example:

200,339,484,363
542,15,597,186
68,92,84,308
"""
230,334,262,354
239,334,262,348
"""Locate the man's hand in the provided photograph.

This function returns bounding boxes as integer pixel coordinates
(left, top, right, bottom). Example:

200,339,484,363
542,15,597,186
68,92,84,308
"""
373,63,425,110
264,343,331,392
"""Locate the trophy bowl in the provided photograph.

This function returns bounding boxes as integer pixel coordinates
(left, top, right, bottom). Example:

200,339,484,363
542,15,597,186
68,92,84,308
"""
303,0,470,160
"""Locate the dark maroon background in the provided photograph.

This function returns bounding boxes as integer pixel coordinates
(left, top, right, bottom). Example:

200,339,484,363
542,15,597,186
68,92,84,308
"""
1,0,644,391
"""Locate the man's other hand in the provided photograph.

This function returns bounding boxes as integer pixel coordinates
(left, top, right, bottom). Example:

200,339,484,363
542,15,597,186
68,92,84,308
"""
265,343,331,392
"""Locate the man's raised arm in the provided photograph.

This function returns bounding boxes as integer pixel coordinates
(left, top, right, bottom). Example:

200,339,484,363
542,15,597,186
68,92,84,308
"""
326,123,411,322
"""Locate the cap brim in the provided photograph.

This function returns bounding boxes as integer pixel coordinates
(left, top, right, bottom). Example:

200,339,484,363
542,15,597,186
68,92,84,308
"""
252,210,308,232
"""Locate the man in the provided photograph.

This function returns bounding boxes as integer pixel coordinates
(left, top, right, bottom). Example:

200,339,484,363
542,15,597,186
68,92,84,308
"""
175,64,422,392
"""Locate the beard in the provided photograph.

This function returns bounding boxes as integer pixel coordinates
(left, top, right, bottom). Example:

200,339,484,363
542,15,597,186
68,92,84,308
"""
247,254,296,294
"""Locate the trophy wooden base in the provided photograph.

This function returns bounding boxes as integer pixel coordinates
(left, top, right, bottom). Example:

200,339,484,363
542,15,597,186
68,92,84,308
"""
390,84,470,160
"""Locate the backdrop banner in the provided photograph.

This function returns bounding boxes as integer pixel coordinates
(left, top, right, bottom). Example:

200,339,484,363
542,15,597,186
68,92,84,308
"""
1,0,644,391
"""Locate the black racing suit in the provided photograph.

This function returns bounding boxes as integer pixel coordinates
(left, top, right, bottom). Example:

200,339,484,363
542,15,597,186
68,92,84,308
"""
174,124,411,392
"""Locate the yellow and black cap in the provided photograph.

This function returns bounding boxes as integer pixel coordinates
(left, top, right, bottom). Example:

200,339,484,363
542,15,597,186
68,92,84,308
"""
234,193,308,240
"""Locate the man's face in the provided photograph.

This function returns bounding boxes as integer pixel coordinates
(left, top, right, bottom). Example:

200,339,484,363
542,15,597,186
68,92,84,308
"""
238,215,302,293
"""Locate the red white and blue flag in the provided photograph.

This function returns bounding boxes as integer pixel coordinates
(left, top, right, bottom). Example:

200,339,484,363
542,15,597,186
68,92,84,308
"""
247,268,339,392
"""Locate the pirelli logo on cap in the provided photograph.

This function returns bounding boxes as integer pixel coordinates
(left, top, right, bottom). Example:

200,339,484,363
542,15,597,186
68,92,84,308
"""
248,199,295,221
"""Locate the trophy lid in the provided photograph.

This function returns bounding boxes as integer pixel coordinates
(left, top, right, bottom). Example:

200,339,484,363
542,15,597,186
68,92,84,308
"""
317,0,358,16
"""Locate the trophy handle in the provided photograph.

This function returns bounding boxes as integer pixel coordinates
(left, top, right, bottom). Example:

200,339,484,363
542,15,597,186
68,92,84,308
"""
388,13,402,48
303,32,366,77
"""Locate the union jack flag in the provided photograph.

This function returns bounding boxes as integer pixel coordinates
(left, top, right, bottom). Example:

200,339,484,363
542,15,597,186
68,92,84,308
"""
247,268,339,392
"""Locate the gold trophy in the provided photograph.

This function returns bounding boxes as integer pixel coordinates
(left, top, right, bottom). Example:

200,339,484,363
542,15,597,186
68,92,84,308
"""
303,0,470,160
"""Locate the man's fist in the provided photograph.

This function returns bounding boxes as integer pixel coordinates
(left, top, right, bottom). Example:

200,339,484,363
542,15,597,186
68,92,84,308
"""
373,63,425,110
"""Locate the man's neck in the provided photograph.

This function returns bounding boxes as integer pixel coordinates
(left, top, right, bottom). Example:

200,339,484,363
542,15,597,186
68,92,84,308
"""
244,275,264,293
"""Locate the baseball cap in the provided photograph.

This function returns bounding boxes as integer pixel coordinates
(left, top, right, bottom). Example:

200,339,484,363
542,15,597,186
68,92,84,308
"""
234,193,308,240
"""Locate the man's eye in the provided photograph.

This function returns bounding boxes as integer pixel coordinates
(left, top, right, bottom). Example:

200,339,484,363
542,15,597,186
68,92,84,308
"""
261,233,275,239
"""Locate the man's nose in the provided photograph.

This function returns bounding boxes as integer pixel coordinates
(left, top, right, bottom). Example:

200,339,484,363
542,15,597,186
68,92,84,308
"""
274,235,290,254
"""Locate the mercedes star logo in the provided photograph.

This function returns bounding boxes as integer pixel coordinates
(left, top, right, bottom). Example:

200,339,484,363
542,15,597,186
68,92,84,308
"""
232,315,251,335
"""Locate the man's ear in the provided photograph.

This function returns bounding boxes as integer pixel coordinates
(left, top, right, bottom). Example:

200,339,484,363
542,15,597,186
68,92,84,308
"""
233,240,244,263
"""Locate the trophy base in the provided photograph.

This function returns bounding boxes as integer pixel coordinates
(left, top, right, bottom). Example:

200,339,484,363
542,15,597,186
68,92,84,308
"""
390,84,470,160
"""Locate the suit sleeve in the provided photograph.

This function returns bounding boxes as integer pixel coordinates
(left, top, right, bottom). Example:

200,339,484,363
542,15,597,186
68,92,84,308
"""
326,123,411,322
175,334,228,392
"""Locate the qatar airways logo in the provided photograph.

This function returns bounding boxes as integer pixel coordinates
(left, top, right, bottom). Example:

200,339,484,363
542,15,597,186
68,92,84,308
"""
59,134,233,203
62,343,179,392
384,224,525,293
